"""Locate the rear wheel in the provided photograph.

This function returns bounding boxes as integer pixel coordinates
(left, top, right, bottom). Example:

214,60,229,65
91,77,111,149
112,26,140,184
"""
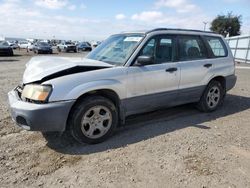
68,96,118,144
197,80,225,112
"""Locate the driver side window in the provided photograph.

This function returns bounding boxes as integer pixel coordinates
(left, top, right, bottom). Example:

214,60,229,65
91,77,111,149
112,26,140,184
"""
141,38,156,57
139,36,174,65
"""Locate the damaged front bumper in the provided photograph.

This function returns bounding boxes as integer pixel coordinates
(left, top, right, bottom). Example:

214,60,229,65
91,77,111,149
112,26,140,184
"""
8,88,75,132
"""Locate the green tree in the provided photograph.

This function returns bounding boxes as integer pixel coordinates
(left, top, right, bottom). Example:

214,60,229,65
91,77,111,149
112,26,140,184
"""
210,12,242,37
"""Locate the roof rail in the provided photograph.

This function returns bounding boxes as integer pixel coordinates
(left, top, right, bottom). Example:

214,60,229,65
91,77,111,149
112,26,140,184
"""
147,28,215,34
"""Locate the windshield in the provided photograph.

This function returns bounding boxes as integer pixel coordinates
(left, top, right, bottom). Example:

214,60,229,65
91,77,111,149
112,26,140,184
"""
0,41,9,46
80,42,89,46
38,42,49,46
87,34,144,65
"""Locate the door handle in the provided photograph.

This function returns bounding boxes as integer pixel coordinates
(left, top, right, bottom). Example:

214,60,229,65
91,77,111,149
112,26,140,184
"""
166,67,177,73
204,64,212,68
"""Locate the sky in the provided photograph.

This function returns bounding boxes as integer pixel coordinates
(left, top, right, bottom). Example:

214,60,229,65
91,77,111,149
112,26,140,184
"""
0,0,250,41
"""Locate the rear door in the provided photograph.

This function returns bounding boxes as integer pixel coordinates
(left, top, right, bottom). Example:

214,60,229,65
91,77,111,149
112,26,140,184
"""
125,35,180,115
177,35,214,103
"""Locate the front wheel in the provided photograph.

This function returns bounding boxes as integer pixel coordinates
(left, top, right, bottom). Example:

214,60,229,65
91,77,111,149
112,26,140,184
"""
197,80,225,112
68,96,118,144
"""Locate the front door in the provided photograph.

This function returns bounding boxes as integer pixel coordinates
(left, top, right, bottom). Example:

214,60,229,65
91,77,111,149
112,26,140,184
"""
125,35,180,115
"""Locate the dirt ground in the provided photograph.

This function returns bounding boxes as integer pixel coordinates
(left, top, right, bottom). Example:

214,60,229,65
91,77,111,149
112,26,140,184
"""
0,50,250,188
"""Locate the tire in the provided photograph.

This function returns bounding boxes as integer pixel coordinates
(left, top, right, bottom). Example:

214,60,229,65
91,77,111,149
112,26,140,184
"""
9,51,14,56
68,96,118,144
196,80,225,112
74,50,77,53
57,47,61,52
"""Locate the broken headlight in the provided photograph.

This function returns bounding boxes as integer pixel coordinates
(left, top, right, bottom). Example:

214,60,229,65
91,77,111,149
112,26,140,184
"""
21,84,52,102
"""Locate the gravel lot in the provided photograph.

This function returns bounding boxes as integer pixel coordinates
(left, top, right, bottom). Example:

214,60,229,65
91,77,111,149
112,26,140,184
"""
0,50,250,188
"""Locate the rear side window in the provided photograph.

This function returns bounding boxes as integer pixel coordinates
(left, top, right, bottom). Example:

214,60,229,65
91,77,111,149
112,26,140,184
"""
178,35,207,61
205,37,227,57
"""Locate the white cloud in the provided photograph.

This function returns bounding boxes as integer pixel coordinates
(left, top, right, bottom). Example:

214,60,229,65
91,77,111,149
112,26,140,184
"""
131,11,163,22
68,4,76,11
155,0,198,13
223,0,240,2
129,9,212,32
80,3,87,9
0,0,249,41
115,14,126,20
35,0,68,9
0,0,131,40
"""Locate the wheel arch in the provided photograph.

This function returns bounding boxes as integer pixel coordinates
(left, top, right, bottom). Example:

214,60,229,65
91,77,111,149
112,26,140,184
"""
209,76,226,91
65,89,123,130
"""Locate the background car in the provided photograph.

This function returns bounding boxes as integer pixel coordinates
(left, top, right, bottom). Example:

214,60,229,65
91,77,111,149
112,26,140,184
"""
91,41,101,48
77,42,92,51
0,41,14,56
57,41,77,52
18,41,33,51
33,42,53,54
18,41,29,49
7,41,18,49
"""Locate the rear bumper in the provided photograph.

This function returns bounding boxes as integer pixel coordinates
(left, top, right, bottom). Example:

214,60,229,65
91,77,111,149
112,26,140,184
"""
8,89,75,132
225,75,237,91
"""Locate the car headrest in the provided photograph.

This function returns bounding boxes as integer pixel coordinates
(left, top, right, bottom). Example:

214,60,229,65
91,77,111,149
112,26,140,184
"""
187,47,200,58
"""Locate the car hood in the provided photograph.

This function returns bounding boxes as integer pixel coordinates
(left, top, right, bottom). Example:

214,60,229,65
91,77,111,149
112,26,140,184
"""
23,56,114,84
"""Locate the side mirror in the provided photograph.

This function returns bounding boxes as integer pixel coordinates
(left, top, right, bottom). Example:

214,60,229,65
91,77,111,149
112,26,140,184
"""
136,56,154,66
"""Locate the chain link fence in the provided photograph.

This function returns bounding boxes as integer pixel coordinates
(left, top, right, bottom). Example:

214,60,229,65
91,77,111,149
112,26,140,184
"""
226,35,250,64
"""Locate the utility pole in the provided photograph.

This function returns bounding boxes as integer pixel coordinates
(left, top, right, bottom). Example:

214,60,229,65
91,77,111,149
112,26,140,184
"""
203,22,208,31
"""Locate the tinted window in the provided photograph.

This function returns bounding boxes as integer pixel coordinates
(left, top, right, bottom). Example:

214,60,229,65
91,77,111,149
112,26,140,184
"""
139,36,174,64
0,41,9,46
205,37,227,57
156,38,173,63
141,38,156,57
38,42,49,46
178,36,207,61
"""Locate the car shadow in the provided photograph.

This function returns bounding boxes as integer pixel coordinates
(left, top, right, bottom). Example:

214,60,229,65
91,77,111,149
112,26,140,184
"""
0,59,19,62
45,94,250,155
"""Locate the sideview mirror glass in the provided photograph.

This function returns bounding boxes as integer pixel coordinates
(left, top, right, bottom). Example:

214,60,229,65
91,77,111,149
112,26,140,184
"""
136,56,153,66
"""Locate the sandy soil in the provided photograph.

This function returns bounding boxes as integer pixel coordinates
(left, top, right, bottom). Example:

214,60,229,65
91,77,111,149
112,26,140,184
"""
0,50,250,188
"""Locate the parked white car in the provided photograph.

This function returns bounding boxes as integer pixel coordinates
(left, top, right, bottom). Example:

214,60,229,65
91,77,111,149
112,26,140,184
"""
57,41,77,52
18,41,33,50
8,28,236,144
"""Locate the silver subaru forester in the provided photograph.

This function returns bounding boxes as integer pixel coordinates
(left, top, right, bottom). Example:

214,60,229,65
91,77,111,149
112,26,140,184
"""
8,28,237,144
